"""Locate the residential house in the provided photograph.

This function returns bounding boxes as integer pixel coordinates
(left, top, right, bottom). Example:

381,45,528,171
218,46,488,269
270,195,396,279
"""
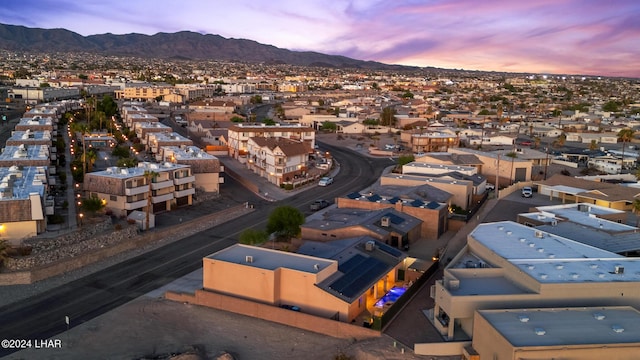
202,238,405,323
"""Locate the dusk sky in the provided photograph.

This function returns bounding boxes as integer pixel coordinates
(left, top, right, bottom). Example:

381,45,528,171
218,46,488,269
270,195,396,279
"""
2,0,639,78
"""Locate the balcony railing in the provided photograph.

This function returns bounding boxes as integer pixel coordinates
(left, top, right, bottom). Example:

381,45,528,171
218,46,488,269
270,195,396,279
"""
125,186,148,196
151,179,173,190
174,175,195,185
174,187,195,198
152,192,174,203
124,199,148,210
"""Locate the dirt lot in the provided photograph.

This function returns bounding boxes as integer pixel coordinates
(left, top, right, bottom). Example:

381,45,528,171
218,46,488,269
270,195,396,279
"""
6,296,432,360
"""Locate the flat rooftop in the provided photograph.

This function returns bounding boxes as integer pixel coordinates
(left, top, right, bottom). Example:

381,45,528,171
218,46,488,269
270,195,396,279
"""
149,132,191,142
478,306,640,347
0,145,50,161
163,146,218,160
471,221,640,283
16,117,54,126
448,275,532,296
91,162,190,179
0,166,48,199
8,130,52,142
403,162,476,173
207,244,334,273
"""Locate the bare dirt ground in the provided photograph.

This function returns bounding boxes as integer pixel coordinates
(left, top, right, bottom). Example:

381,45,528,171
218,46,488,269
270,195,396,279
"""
6,296,430,360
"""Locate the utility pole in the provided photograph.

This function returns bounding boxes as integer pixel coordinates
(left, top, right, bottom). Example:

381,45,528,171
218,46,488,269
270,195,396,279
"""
495,153,501,199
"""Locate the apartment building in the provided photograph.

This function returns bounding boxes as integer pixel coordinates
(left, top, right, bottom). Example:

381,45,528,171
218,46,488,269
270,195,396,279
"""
83,162,195,217
245,137,310,186
114,86,174,101
134,121,172,147
6,130,52,147
0,166,50,244
148,132,193,160
15,116,56,133
0,144,51,168
161,146,223,193
226,123,315,159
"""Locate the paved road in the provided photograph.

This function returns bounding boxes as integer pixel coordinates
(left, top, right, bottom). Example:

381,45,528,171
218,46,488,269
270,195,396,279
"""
0,143,395,358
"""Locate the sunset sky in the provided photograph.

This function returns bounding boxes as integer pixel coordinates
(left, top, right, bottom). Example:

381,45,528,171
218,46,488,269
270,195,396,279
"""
2,0,639,78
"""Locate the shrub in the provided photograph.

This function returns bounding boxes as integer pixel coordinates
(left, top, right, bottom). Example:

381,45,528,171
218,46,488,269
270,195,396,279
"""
114,224,123,231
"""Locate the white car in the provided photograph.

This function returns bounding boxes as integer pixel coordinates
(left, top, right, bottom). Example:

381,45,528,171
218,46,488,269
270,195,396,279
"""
318,177,333,186
521,186,533,198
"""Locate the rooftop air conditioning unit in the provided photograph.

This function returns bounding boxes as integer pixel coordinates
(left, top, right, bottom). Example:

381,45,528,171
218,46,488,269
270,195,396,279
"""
551,219,558,226
615,265,624,274
245,255,253,263
381,216,390,227
365,240,375,251
534,230,544,238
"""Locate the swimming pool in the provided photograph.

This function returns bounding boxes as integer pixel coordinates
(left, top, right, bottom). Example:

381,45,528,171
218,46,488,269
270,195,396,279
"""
374,286,407,308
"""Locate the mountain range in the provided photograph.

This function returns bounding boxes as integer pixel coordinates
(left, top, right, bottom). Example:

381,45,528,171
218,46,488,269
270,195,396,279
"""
0,23,415,70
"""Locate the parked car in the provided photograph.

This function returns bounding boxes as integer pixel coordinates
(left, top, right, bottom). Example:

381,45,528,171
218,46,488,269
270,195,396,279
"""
280,304,300,312
318,176,333,186
310,199,330,211
521,186,533,198
486,183,495,191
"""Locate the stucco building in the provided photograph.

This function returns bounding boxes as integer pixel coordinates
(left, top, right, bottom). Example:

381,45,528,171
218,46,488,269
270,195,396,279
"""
83,162,195,217
203,237,406,323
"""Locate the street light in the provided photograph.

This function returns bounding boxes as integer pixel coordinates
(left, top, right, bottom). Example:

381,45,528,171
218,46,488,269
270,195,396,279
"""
79,213,84,226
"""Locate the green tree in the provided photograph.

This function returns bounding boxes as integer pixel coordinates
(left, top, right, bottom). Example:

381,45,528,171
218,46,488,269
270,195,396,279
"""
239,229,268,245
230,116,244,123
0,239,9,268
85,148,98,172
602,101,620,112
81,196,105,214
617,128,635,170
589,139,598,151
117,158,138,167
321,121,337,131
263,118,276,125
112,146,131,158
266,206,305,241
249,95,263,104
397,154,415,167
401,91,414,99
380,106,397,127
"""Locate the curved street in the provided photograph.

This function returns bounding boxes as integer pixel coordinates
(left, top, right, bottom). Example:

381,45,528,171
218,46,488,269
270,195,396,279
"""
0,142,395,357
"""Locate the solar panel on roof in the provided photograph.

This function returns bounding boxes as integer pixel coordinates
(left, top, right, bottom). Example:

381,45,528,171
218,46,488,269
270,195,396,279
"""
388,196,401,204
347,192,361,199
378,242,403,257
340,262,389,298
338,254,366,273
329,257,383,295
410,199,424,207
426,201,441,209
367,194,382,202
382,212,405,225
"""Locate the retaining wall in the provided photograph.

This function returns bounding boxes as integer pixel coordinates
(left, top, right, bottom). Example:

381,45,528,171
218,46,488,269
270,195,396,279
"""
165,289,381,341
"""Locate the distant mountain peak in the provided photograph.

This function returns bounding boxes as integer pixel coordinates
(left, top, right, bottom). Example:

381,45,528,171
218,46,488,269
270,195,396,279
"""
0,23,411,70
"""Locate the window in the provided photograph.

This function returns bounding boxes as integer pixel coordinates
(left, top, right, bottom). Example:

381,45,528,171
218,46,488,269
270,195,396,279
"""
110,195,117,201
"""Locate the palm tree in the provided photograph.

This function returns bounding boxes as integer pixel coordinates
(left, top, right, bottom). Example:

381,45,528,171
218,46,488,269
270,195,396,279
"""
617,128,635,172
143,170,159,231
633,198,640,227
